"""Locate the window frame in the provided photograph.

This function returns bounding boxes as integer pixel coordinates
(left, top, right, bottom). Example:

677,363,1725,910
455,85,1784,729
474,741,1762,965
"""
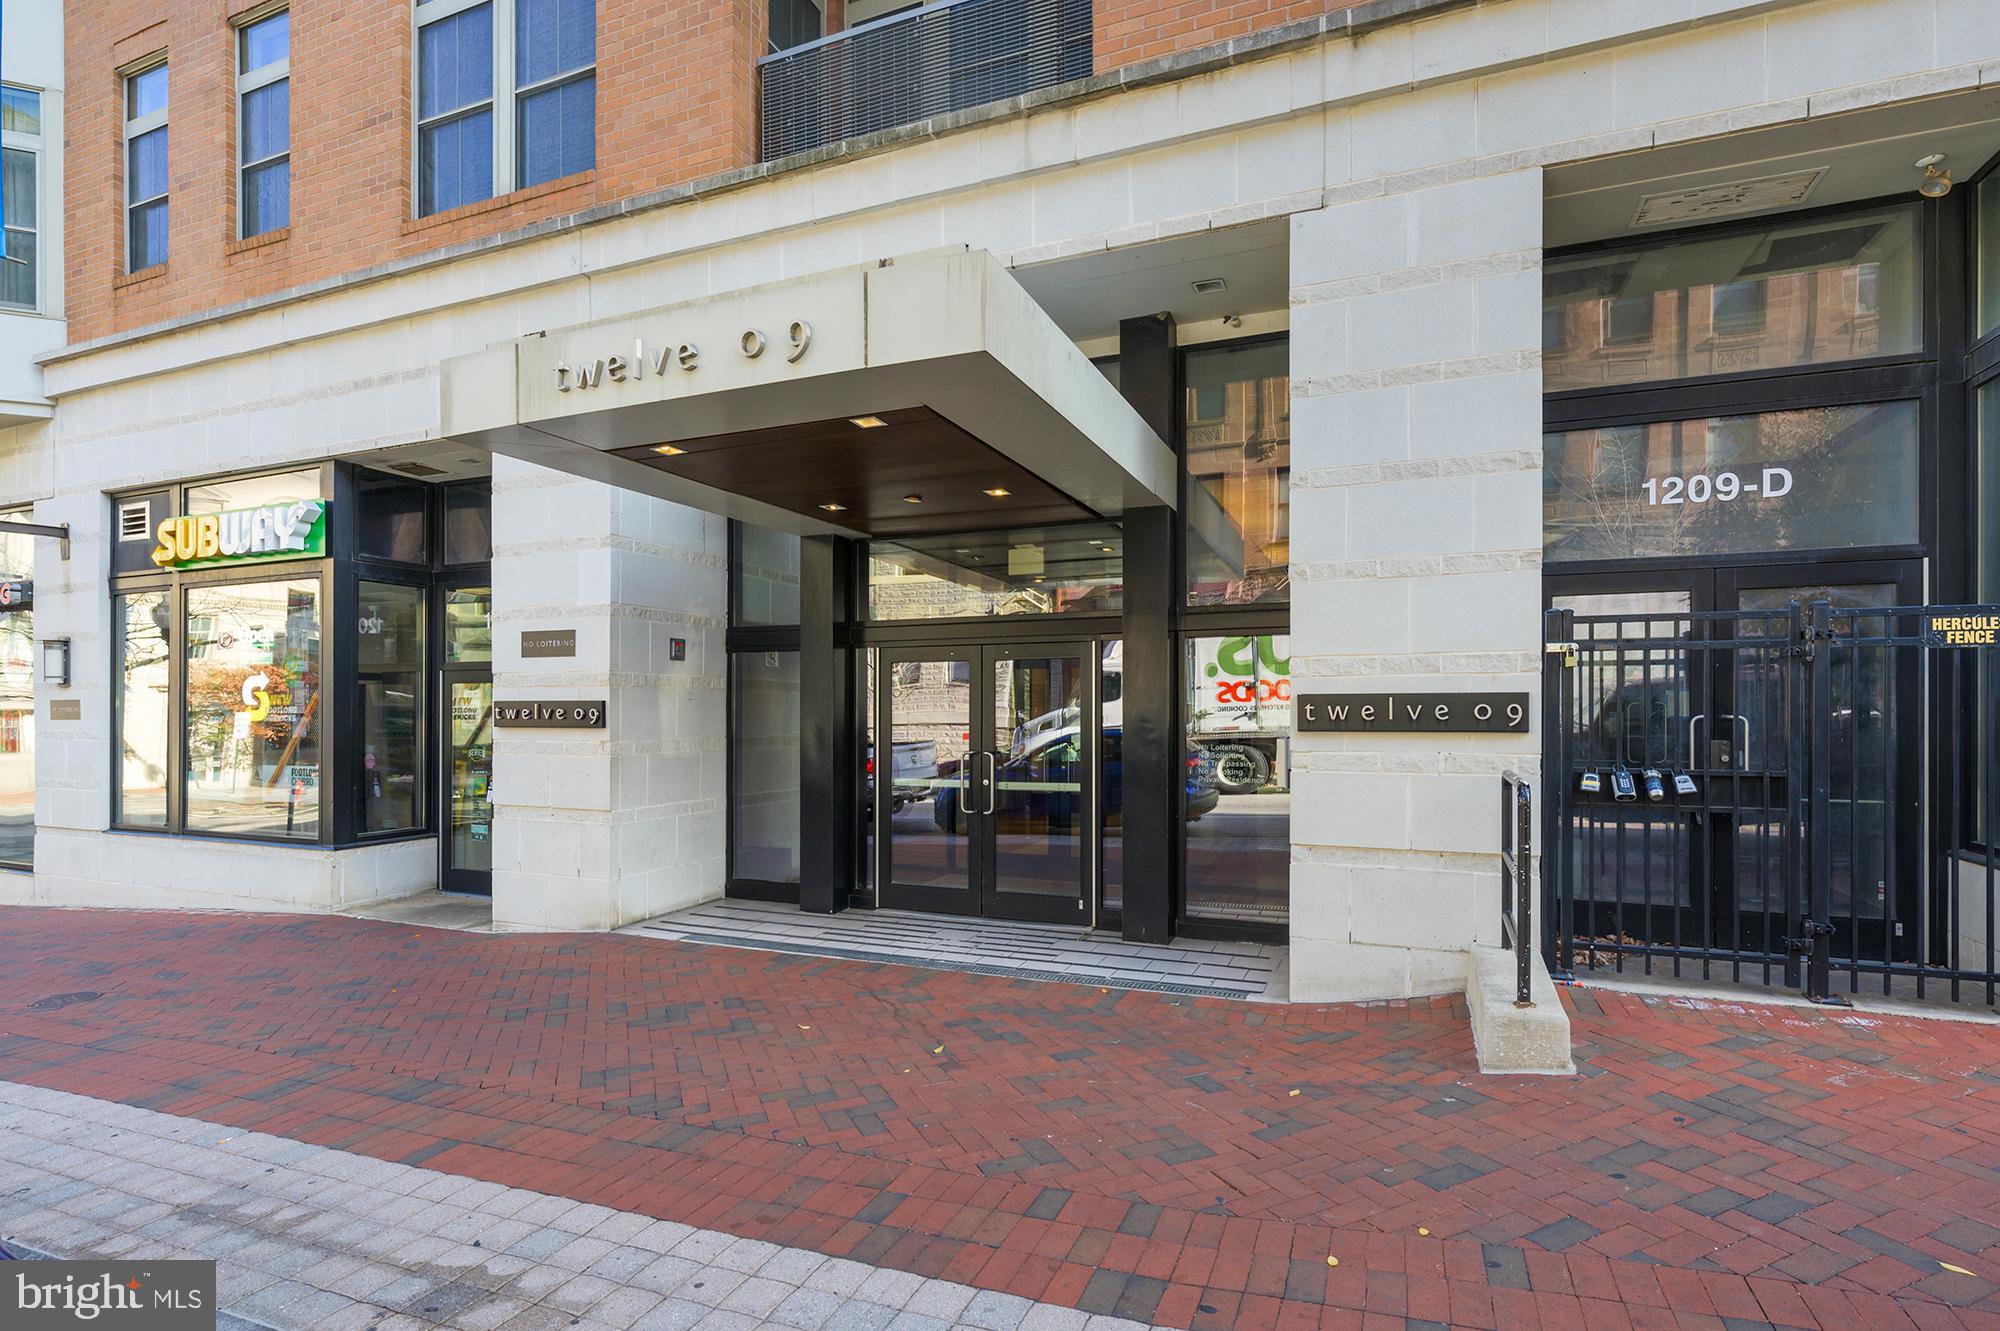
0,84,42,312
235,8,291,240
412,0,597,218
122,59,169,273
1542,192,1946,581
108,464,338,844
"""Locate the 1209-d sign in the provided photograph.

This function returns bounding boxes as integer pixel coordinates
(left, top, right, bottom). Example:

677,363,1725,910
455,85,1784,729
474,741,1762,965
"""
1296,692,1530,733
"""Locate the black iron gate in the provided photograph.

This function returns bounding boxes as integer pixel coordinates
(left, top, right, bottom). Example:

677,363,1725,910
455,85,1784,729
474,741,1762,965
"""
1544,601,2000,1005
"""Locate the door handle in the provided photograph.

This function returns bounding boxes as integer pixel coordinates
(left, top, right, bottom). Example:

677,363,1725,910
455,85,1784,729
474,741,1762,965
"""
983,750,1000,816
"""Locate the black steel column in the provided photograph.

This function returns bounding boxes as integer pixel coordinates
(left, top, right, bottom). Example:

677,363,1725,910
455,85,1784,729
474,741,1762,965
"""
799,535,857,913
1118,313,1177,943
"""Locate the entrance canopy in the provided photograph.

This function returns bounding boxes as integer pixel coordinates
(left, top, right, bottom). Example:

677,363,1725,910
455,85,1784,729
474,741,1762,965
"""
440,248,1178,538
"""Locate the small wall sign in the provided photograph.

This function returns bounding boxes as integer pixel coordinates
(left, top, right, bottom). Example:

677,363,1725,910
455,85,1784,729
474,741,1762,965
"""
1925,612,1999,646
0,579,30,611
493,700,606,729
669,637,686,661
521,629,578,658
1297,692,1530,733
47,698,81,721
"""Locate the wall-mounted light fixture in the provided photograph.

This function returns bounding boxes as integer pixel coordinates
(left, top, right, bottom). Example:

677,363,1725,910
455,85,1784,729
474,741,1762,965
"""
1916,154,1953,199
40,638,70,688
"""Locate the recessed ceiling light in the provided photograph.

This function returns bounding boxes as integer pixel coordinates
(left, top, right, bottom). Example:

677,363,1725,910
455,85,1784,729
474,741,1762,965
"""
1099,544,1114,553
652,445,686,456
1192,277,1227,295
849,416,888,429
901,494,923,505
1032,576,1045,583
818,502,846,512
983,487,1011,498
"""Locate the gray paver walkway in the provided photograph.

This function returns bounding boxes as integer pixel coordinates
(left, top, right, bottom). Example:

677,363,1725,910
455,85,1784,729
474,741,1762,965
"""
0,1080,1150,1331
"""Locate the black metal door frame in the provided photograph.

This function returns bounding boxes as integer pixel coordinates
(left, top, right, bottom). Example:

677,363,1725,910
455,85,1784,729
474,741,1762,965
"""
874,639,1096,924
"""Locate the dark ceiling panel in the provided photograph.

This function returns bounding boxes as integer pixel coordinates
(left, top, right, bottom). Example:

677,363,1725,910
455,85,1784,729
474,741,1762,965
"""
610,407,1100,537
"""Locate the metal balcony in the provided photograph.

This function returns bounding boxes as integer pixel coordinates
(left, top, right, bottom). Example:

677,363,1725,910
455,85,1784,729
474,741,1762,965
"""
761,0,1092,162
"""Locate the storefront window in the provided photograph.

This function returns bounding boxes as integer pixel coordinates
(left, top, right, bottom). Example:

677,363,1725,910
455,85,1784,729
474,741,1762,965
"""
1544,401,1921,564
1185,340,1290,607
184,579,322,838
1980,176,2000,340
868,524,1122,620
187,467,321,515
1544,206,1923,391
0,513,33,865
116,592,171,828
358,582,424,834
445,479,493,564
732,650,801,883
1184,634,1290,923
1100,640,1121,916
737,526,800,626
356,471,429,563
446,586,493,662
1984,382,2000,602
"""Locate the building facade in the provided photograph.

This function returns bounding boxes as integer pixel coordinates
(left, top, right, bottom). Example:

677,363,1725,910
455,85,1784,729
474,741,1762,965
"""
5,0,1999,1007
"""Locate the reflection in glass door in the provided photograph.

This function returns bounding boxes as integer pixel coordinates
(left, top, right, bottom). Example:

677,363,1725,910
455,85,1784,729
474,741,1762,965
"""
986,648,1089,922
441,583,493,895
880,650,976,911
877,644,1093,923
446,680,494,891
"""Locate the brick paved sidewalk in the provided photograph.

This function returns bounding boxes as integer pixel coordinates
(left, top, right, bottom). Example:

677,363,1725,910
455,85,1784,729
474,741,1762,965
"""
0,907,1996,1330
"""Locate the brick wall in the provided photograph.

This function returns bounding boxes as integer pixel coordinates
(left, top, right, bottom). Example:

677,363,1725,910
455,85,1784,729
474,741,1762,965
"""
65,0,766,344
65,0,1357,345
1095,0,1358,69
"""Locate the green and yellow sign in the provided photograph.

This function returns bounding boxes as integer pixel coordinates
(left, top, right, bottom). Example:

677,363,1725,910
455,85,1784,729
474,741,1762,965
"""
150,500,326,569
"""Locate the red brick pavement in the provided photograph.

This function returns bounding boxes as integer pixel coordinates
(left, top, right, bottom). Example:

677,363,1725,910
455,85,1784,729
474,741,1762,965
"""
0,907,1996,1331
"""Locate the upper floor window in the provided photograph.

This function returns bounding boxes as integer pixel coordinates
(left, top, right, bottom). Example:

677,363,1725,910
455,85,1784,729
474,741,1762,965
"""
1543,205,1923,392
238,11,291,237
1185,337,1291,608
125,63,169,271
0,85,40,309
414,0,595,218
767,0,823,54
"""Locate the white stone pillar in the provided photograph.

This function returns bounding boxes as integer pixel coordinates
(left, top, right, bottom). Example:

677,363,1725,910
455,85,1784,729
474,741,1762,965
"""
489,457,727,931
1286,168,1544,1002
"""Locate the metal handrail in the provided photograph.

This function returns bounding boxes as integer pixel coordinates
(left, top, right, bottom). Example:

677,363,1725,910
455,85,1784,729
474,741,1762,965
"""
1499,770,1534,1008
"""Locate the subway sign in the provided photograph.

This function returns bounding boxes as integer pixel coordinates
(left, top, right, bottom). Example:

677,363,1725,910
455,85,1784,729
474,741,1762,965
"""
151,499,326,569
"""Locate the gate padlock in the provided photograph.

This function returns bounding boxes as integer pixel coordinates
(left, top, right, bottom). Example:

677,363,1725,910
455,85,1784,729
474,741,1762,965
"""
1612,767,1638,802
1672,770,1698,797
1642,768,1665,803
1579,768,1602,795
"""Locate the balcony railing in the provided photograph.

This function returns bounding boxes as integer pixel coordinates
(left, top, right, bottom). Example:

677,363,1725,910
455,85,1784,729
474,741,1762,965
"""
761,0,1092,162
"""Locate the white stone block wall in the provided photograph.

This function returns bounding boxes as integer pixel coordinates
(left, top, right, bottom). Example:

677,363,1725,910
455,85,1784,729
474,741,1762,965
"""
1286,168,1543,1003
489,457,727,932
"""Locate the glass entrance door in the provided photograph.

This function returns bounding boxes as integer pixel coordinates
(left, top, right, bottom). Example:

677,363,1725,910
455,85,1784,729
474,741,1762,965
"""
440,584,493,895
877,642,1093,924
444,678,494,894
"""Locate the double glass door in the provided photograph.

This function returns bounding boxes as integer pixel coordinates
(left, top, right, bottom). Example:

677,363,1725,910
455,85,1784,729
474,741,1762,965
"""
876,642,1094,924
1548,559,1923,963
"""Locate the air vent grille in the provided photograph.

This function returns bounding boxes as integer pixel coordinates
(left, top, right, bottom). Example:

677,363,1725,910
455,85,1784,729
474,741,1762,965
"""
391,462,447,478
117,502,151,542
1630,169,1827,229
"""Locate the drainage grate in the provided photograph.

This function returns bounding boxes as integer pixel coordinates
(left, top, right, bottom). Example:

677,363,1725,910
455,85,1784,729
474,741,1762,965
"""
643,929,1253,999
27,992,102,1011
